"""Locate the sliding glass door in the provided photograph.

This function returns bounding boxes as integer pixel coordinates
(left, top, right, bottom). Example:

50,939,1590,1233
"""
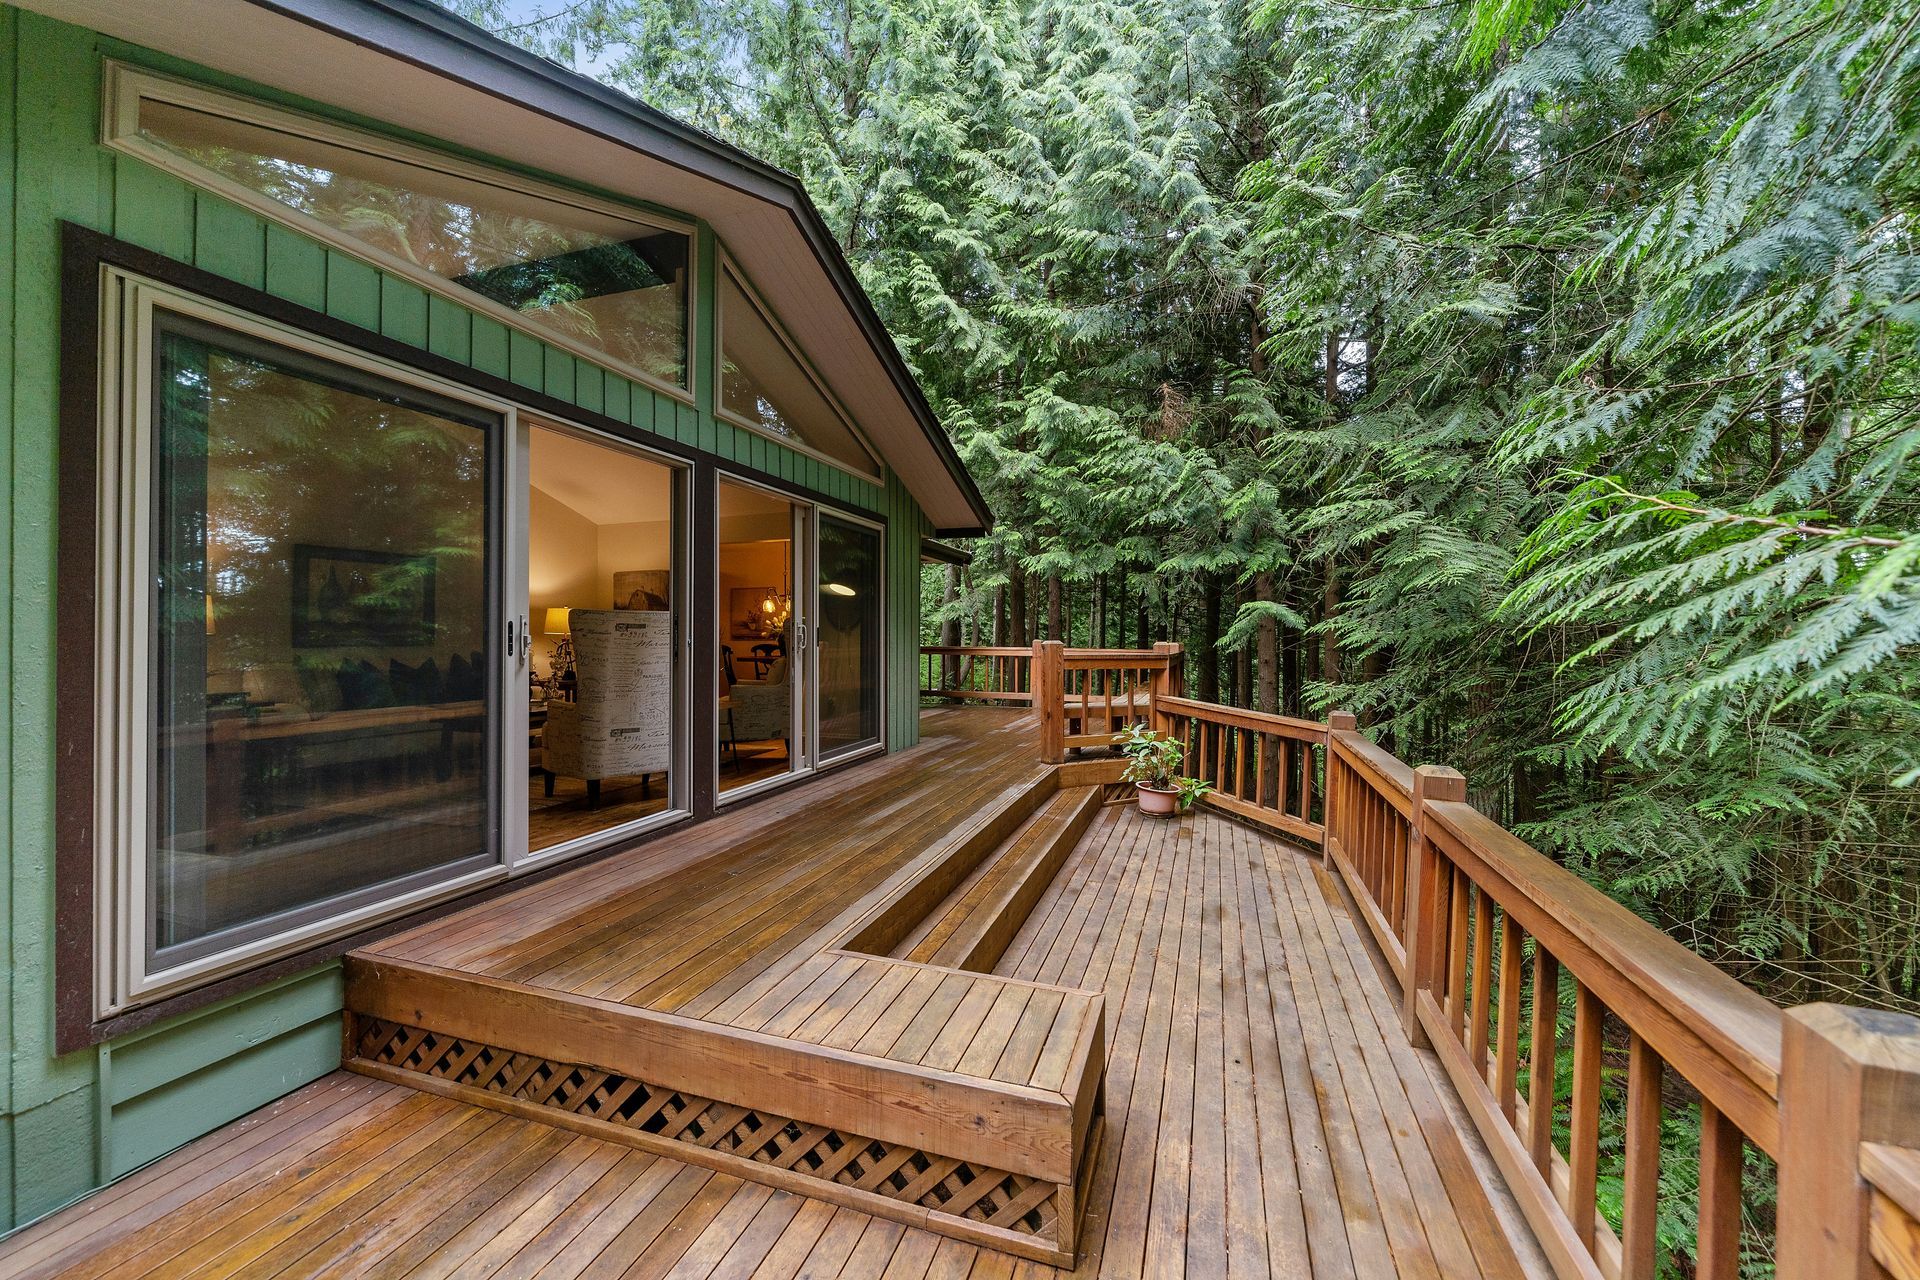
816,514,883,761
714,482,883,799
717,479,807,796
509,421,690,866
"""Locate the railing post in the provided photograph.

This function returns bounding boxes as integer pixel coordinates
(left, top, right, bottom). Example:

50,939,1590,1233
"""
1149,641,1182,729
1035,639,1065,763
1401,762,1466,1049
1777,1003,1920,1277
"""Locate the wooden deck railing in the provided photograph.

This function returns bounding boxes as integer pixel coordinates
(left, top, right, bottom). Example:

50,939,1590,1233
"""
952,637,1920,1280
1154,695,1324,845
918,646,1034,703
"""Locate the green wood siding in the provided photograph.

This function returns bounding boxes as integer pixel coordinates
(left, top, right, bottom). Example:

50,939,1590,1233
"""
0,6,931,1230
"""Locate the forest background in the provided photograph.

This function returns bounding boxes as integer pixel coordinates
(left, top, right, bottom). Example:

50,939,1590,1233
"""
454,0,1920,1019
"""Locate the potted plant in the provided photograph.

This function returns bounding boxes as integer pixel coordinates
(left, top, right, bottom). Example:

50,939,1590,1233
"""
1114,724,1212,817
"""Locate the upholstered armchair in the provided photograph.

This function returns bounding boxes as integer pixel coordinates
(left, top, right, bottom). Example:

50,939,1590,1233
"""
727,657,791,744
542,609,672,806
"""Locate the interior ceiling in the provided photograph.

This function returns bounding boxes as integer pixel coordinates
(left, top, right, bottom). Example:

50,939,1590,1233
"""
22,0,988,532
529,426,674,525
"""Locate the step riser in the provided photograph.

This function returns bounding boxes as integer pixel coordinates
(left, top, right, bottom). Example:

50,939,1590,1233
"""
932,788,1105,973
835,773,1058,958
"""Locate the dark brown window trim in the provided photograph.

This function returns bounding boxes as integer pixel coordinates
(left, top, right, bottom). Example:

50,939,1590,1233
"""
54,222,890,1053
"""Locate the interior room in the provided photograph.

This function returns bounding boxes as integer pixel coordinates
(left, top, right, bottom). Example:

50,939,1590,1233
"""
717,480,800,794
526,424,680,853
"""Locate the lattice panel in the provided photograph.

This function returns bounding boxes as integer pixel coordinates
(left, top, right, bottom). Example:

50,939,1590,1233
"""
355,1018,1059,1238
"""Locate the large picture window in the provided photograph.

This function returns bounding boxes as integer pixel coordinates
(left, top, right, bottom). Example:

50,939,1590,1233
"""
104,64,694,396
94,271,509,1012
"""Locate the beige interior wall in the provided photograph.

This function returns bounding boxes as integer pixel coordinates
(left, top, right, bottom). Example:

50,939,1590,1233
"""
529,495,675,683
527,485,599,679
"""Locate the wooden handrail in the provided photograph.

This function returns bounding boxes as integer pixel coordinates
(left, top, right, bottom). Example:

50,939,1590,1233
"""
1426,798,1783,1147
918,645,1035,704
1154,695,1323,742
919,646,1032,655
1151,694,1326,845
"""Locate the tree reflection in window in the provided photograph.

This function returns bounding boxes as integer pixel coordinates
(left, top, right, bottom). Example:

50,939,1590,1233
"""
138,99,689,388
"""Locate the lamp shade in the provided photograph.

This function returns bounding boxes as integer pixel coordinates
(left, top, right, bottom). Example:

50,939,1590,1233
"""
543,607,571,635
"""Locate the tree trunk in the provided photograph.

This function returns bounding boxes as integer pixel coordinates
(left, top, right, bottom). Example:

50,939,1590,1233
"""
1320,566,1341,686
1197,574,1221,704
940,565,961,688
1047,575,1063,641
1281,599,1302,718
1009,566,1028,646
1235,584,1254,709
1255,571,1280,805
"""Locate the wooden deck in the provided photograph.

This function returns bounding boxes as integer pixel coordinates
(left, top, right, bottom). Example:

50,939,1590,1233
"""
1,709,1542,1278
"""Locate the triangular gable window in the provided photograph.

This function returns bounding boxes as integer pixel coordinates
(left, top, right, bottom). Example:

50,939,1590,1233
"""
719,263,881,479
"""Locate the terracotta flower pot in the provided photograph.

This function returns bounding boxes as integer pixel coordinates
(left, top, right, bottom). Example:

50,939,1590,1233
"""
1135,781,1180,817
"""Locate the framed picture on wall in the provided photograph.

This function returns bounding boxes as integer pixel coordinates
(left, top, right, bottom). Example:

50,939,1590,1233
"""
730,586,783,640
290,544,436,648
612,569,671,612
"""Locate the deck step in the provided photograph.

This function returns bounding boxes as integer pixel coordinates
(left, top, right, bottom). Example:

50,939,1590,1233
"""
895,786,1105,972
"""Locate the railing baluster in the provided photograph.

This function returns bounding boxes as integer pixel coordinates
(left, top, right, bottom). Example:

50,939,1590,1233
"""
1471,891,1495,1076
1697,1101,1744,1280
1622,1033,1663,1280
1495,914,1524,1123
1528,949,1559,1175
1447,871,1470,1041
1567,981,1603,1249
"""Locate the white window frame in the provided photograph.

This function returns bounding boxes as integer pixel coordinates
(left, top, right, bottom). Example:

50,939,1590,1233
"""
93,266,521,1018
506,415,695,873
100,61,700,406
714,254,885,483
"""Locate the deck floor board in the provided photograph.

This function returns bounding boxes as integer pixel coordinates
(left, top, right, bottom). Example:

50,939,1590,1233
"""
2,710,1543,1279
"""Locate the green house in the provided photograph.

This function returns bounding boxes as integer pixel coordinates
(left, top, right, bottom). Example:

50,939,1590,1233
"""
0,0,989,1228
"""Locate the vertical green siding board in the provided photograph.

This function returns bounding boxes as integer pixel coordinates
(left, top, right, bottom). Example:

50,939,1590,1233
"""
0,6,18,1138
192,196,268,291
507,329,542,391
470,314,509,378
604,374,629,425
651,392,674,444
110,156,192,259
543,346,574,404
426,292,471,366
263,223,326,312
11,1091,95,1222
575,362,603,416
325,254,381,333
12,15,123,1214
378,275,428,349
